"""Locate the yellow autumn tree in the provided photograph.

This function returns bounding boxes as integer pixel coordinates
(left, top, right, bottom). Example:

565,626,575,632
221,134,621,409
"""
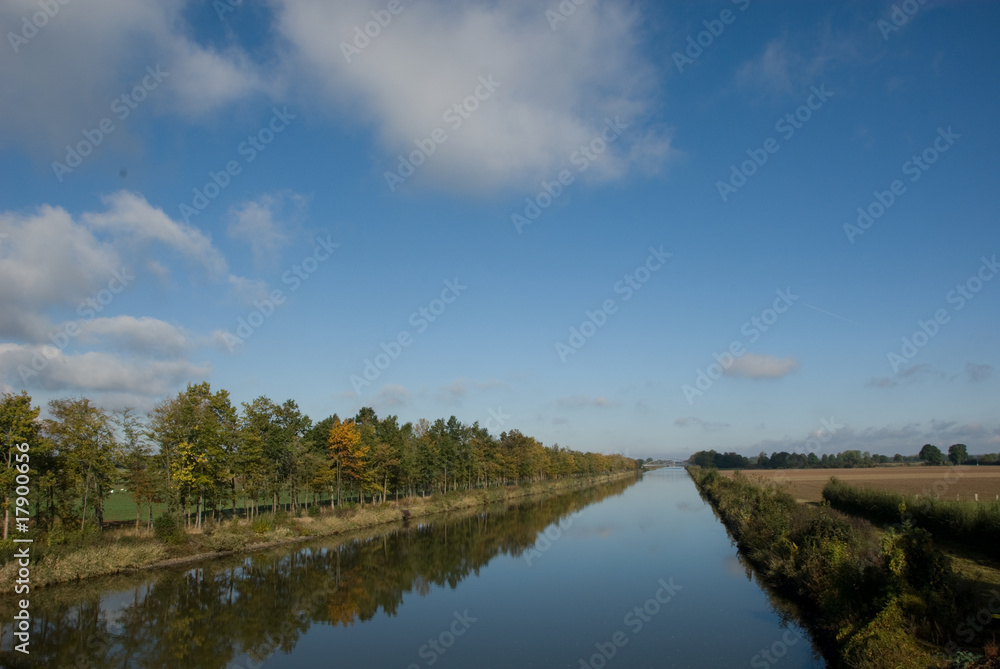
328,418,367,506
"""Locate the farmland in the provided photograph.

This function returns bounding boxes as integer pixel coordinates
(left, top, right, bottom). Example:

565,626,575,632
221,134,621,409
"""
723,465,1000,504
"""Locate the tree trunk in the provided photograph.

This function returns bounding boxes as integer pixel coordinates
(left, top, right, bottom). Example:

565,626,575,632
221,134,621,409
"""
80,470,90,532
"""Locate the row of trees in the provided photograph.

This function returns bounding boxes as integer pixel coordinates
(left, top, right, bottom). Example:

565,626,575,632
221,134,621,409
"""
690,444,997,470
0,385,639,537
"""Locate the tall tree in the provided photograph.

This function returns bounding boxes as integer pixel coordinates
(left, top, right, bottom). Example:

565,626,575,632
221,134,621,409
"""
148,383,237,523
947,443,968,465
43,398,117,531
114,408,159,531
0,392,41,539
328,418,365,506
919,443,945,465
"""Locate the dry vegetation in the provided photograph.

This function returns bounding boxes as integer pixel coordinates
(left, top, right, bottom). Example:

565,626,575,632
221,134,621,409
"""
726,466,1000,504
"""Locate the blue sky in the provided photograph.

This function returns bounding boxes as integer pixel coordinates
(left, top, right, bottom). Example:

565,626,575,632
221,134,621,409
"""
1,0,998,459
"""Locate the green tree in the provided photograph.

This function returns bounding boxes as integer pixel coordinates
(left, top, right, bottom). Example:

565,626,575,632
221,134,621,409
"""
918,444,945,465
0,391,41,539
114,408,159,531
43,398,118,531
148,383,237,524
947,443,968,465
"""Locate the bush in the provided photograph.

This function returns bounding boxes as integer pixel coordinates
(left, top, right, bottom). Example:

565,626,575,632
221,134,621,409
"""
46,525,71,547
840,598,928,669
823,479,1000,554
252,517,271,535
153,514,186,545
207,532,247,552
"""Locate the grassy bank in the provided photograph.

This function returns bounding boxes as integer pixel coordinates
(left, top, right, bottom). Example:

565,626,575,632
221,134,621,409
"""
1,472,638,591
823,477,1000,555
688,466,982,668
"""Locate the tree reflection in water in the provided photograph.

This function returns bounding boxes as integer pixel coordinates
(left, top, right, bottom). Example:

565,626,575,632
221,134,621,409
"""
1,476,637,669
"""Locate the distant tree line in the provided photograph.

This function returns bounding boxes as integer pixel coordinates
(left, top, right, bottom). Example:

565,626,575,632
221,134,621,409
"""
690,443,997,470
0,385,640,537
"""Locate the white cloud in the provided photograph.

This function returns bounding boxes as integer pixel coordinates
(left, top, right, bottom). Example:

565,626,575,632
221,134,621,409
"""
675,417,730,431
228,275,272,306
83,190,227,277
725,353,799,379
966,363,993,383
440,377,507,399
227,193,303,270
372,384,412,409
556,395,611,409
0,204,121,339
736,40,795,95
0,343,208,396
735,29,862,98
0,0,270,156
274,0,671,193
76,316,192,356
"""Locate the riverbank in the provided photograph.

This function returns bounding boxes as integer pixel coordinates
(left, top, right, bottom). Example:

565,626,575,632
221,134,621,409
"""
0,472,639,592
688,466,990,669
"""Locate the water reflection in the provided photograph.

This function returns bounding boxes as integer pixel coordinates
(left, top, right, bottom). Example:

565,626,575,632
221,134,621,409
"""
1,477,637,669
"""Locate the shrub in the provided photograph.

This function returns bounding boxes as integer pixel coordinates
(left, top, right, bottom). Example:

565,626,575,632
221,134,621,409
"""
153,514,186,545
823,479,1000,554
207,533,247,552
46,525,71,547
839,598,929,668
252,517,271,535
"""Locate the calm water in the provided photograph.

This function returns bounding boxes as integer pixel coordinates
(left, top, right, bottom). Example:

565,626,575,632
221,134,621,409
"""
2,470,825,668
